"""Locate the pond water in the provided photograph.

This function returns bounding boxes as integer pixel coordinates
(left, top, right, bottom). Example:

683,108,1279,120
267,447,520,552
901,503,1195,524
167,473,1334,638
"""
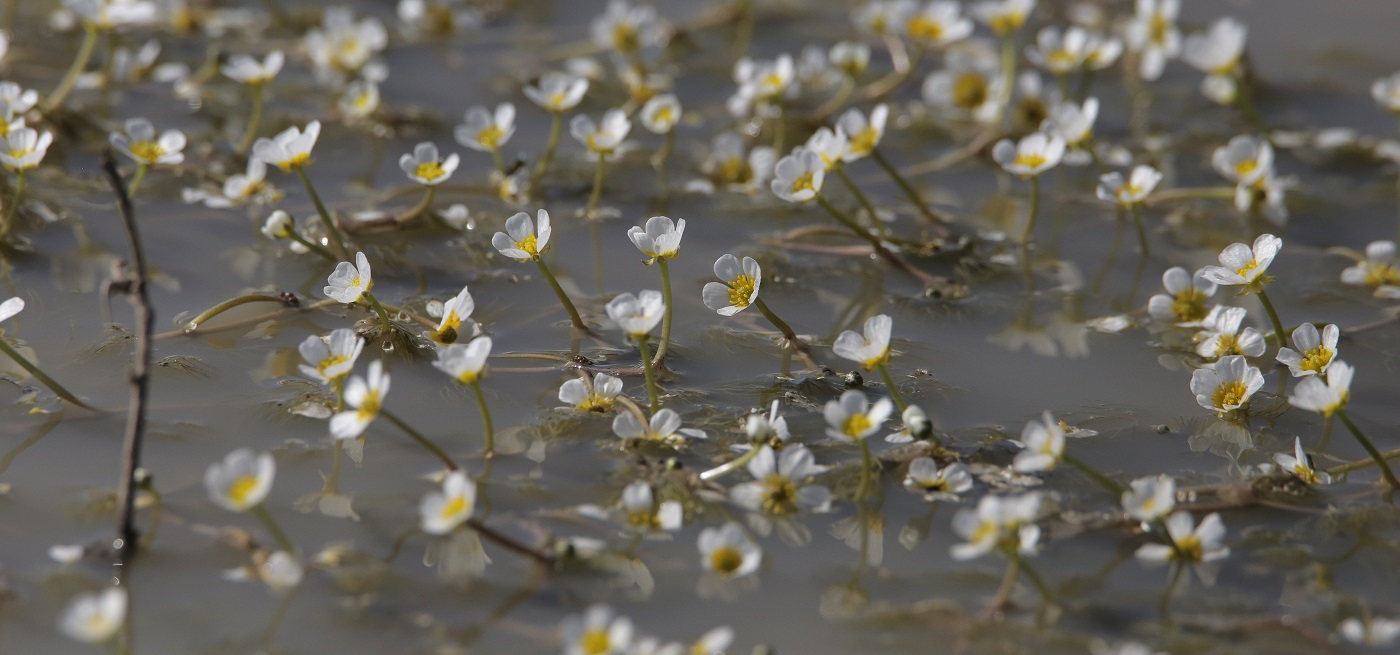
2,0,1400,653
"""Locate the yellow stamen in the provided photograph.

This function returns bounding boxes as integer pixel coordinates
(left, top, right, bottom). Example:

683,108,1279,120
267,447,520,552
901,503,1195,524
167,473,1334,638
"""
129,140,165,163
228,475,260,507
709,546,744,575
1234,258,1259,279
952,72,989,110
727,274,756,308
760,475,799,516
1212,333,1241,358
906,17,944,42
415,161,445,182
842,413,872,439
1013,152,1048,170
440,494,468,521
1171,288,1208,322
514,234,540,257
580,628,612,655
1299,346,1333,374
1211,380,1249,410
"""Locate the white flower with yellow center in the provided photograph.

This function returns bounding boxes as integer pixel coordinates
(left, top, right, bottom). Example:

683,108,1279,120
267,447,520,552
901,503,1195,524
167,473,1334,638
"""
205,157,272,208
1097,165,1162,207
903,457,973,501
221,51,284,85
339,80,380,119
1026,26,1091,74
1232,171,1291,225
1084,32,1124,70
419,469,476,535
1276,323,1338,378
741,399,792,450
225,550,304,592
698,522,762,578
304,7,387,76
324,251,373,304
1211,135,1272,187
992,131,1065,176
612,408,706,446
330,360,389,440
702,254,761,316
887,404,935,443
261,210,294,240
109,118,185,166
731,445,832,516
1198,233,1281,288
1288,360,1353,417
398,141,459,186
0,82,37,118
1190,354,1263,415
1012,411,1065,473
833,314,893,370
571,109,632,159
1192,306,1265,361
253,120,320,172
524,71,589,112
590,0,661,55
1135,511,1228,564
639,93,682,134
829,41,871,78
1182,16,1246,78
971,0,1036,36
770,147,826,203
904,1,973,48
852,0,916,37
837,104,888,162
605,290,664,339
455,102,516,153
0,127,51,172
432,336,492,385
1121,475,1175,523
559,372,623,412
1040,98,1098,157
922,43,1004,123
1124,0,1181,81
1372,73,1400,114
1340,617,1400,647
65,0,158,30
492,209,551,262
559,604,633,655
205,448,275,512
627,215,685,263
804,126,849,172
298,328,364,385
1273,437,1331,485
700,132,776,193
951,492,1041,560
617,480,682,530
823,389,894,441
737,54,797,103
1147,266,1217,325
1340,240,1400,297
430,285,474,344
59,587,127,644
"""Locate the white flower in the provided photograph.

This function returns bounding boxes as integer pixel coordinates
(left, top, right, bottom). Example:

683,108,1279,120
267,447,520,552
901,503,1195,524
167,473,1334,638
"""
491,209,551,261
611,408,705,446
1040,97,1098,153
208,157,272,207
627,215,685,263
59,587,127,643
1026,26,1092,74
1124,0,1181,81
823,389,894,441
1288,360,1353,417
253,120,320,171
0,296,23,324
744,400,791,448
832,314,893,370
65,0,157,29
1146,266,1216,324
1373,73,1400,113
339,80,380,119
330,360,389,440
905,1,973,47
1339,617,1400,647
109,118,184,166
590,0,661,54
730,445,832,515
455,102,516,152
605,290,664,338
228,550,304,591
903,458,973,501
735,54,796,104
298,328,365,385
805,127,849,172
698,523,762,578
770,147,825,202
1233,172,1291,225
992,131,1065,176
560,605,633,655
829,41,871,77
1012,411,1065,473
524,71,589,112
205,448,275,512
431,284,475,344
1276,323,1338,378
921,43,1003,123
1211,135,1272,187
639,93,681,134
1134,511,1229,563
0,127,51,172
1340,240,1400,296
1121,475,1175,523
324,251,373,304
420,470,476,535
304,7,387,77
951,492,1041,560
1190,354,1264,415
1084,32,1125,70
971,0,1036,35
571,109,632,157
618,480,683,530
1273,437,1331,485
221,51,284,85
0,82,38,118
702,254,761,316
700,132,775,192
433,336,492,384
888,404,935,443
559,372,623,412
852,1,916,37
836,104,887,162
261,210,294,239
1182,17,1246,76
1096,165,1162,206
398,142,459,186
1192,306,1266,360
1197,233,1281,288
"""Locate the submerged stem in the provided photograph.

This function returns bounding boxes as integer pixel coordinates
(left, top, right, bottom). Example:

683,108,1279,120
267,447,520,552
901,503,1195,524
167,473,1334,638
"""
855,437,876,501
585,155,607,218
359,290,395,336
295,167,351,261
381,408,459,471
637,336,659,414
0,337,96,410
236,85,265,155
184,294,286,331
1130,203,1150,256
835,167,882,225
871,147,940,223
653,258,674,364
530,111,563,194
1254,287,1286,348
533,257,587,331
251,504,296,554
875,363,907,412
1061,453,1125,496
469,380,495,457
753,297,805,355
1337,409,1400,489
44,24,100,113
1020,175,1041,244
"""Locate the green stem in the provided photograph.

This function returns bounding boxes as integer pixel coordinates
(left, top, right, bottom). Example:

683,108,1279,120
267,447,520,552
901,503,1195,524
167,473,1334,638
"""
771,102,786,157
401,186,435,222
1056,73,1069,99
183,294,284,331
815,194,938,286
491,148,506,176
875,362,907,412
1130,204,1150,256
636,336,659,414
529,111,562,194
1254,287,1286,347
1075,68,1094,102
44,24,100,113
855,436,876,501
284,230,338,263
1085,139,1109,177
653,130,673,192
294,167,351,261
699,446,760,481
1147,187,1237,203
533,257,587,331
653,258,674,364
1012,552,1056,604
834,167,882,225
0,171,24,242
871,148,938,223
585,155,607,218
752,297,803,353
236,85,265,155
1061,453,1124,495
1337,409,1400,489
1019,175,1040,243
358,291,395,336
469,380,495,457
251,503,296,554
127,164,148,197
997,33,1017,128
381,408,459,471
0,337,96,410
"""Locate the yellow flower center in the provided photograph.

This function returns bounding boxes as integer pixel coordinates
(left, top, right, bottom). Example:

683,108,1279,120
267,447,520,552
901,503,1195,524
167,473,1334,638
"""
718,157,752,186
130,140,165,162
727,274,756,308
278,152,311,172
318,354,349,377
228,475,260,507
1364,262,1400,287
919,478,950,492
1150,14,1171,45
356,390,382,419
477,125,504,149
612,24,640,54
580,628,612,655
1211,380,1249,410
576,395,615,413
1212,333,1241,358
514,234,540,257
651,106,674,128
1047,50,1077,69
849,128,878,157
907,17,944,42
1292,463,1321,484
353,92,374,111
709,546,745,575
1171,288,1208,322
989,12,1024,35
952,72,989,110
1013,152,1048,170
440,494,468,521
1234,258,1259,279
415,161,445,182
1296,346,1331,374
842,413,872,439
760,475,799,516
1018,98,1049,128
548,92,566,108
791,171,817,194
969,520,997,545
1234,160,1258,179
1174,535,1203,561
455,370,479,385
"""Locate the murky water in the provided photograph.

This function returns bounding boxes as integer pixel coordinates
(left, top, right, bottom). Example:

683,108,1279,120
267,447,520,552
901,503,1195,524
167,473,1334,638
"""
2,0,1400,653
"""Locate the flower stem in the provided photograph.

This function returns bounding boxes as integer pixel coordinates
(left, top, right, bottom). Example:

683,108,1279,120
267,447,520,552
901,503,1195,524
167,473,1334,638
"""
1254,287,1286,347
0,170,24,242
359,291,395,336
875,362,907,412
752,297,804,354
1012,552,1056,604
870,147,939,223
533,257,587,331
855,436,876,501
469,380,495,457
44,24,100,114
699,447,760,482
653,130,674,192
490,148,506,176
401,185,435,222
1337,409,1400,489
0,337,96,410
284,230,338,263
236,84,265,155
1146,187,1237,203
636,336,659,414
653,258,674,364
294,167,351,262
1061,453,1125,495
996,33,1017,128
251,503,296,554
1130,203,1150,256
815,194,939,286
771,102,786,157
529,111,562,194
183,294,285,331
834,166,881,225
381,408,459,471
585,155,607,218
1019,175,1040,244
127,164,149,197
